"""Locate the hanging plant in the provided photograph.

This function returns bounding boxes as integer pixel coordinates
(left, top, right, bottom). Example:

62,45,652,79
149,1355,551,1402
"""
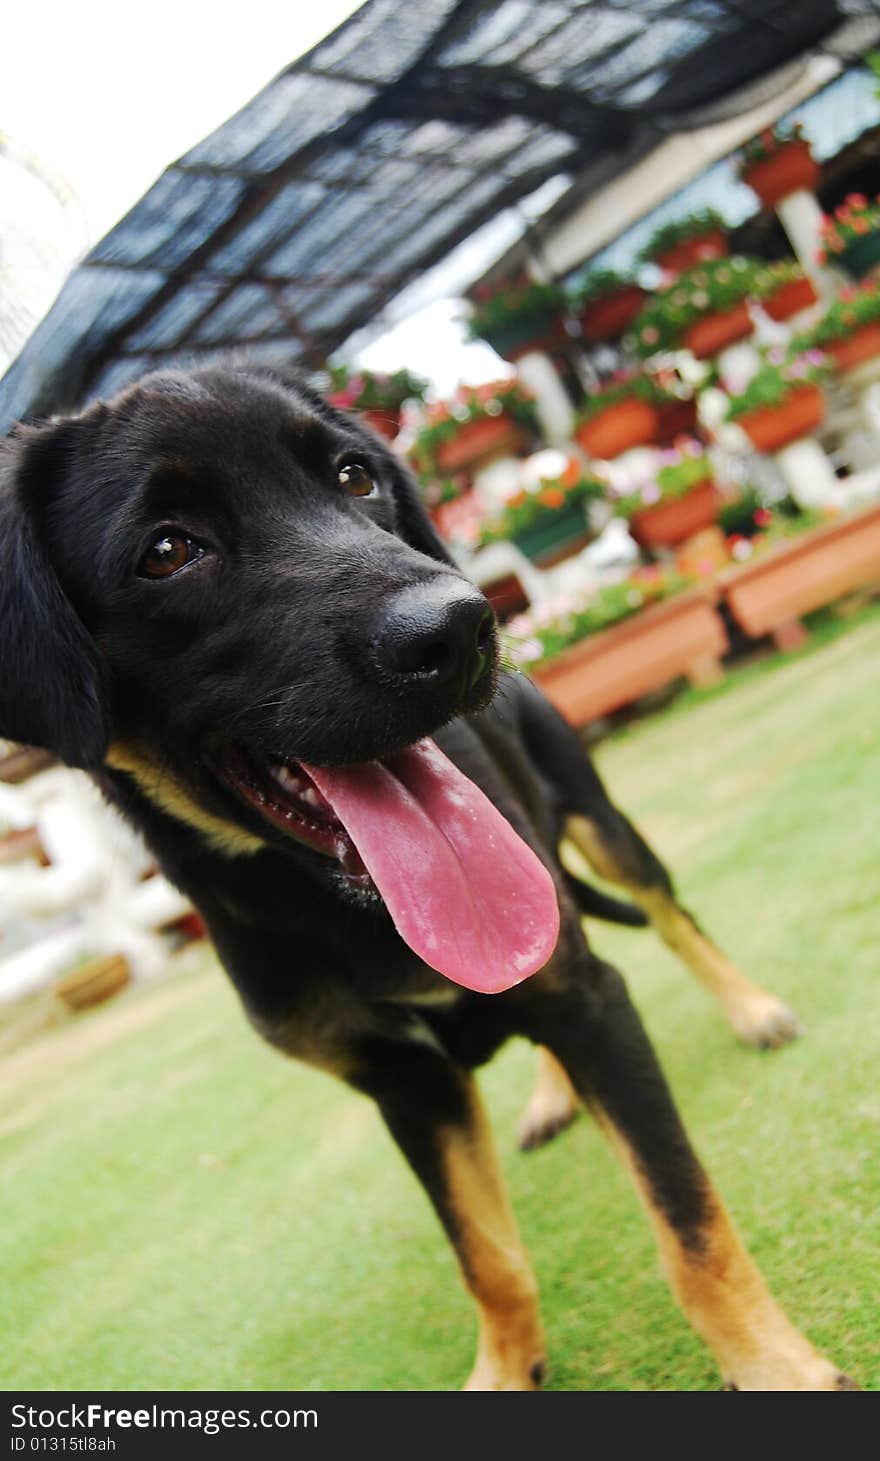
467,278,567,360
477,460,603,557
724,350,829,453
817,193,880,279
754,260,819,321
408,380,539,483
638,208,729,273
327,365,428,439
626,256,768,359
573,268,648,342
573,372,675,459
738,122,819,209
789,280,880,372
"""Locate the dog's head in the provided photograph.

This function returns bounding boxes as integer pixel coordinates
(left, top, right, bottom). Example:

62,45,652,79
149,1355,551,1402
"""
0,360,493,810
0,364,559,991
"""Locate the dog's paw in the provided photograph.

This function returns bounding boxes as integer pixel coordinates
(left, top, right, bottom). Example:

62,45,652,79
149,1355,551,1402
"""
517,1101,579,1152
721,1358,859,1391
730,994,804,1050
464,1356,546,1391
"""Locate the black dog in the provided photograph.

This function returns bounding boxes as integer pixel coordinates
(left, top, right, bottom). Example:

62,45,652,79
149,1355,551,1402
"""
0,365,852,1389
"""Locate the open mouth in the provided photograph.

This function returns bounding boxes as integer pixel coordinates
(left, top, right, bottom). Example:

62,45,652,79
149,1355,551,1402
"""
215,743,373,886
211,738,561,995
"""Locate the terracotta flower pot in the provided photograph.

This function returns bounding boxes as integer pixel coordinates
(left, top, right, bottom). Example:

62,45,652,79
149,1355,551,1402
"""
720,503,880,648
837,230,880,281
654,229,728,275
530,588,727,726
763,275,819,322
742,141,819,210
825,322,880,373
361,407,401,440
436,414,526,473
575,398,659,460
580,285,648,343
629,479,723,549
683,301,753,359
736,384,825,454
654,396,699,444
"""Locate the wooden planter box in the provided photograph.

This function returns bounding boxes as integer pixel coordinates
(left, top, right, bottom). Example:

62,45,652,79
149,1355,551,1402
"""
580,285,647,343
530,588,727,727
736,384,825,453
720,504,880,650
654,229,728,275
55,954,132,1012
742,141,819,210
683,301,753,359
575,398,658,460
826,323,880,374
436,415,526,473
629,479,723,549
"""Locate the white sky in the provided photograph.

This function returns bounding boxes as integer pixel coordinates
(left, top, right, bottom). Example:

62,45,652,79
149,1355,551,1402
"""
1,0,506,391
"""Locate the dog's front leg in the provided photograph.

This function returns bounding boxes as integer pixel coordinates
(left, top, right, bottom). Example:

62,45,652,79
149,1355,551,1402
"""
526,960,855,1391
351,1036,545,1391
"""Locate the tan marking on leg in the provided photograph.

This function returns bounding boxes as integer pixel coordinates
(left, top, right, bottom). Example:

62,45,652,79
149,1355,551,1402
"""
596,1113,849,1390
440,1078,545,1390
107,742,264,857
518,1046,580,1151
564,815,802,1048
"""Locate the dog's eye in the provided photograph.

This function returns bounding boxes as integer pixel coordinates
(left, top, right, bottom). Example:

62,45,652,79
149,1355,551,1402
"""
337,461,375,497
139,532,204,579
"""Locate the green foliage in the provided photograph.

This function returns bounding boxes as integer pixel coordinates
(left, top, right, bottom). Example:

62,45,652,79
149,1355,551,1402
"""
467,279,566,340
477,472,602,547
789,279,880,349
574,371,673,425
573,268,638,306
504,566,692,666
326,364,427,411
627,256,769,357
724,352,828,422
638,208,728,266
407,380,539,485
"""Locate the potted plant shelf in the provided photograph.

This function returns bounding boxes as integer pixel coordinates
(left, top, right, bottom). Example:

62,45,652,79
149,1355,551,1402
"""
528,588,728,726
725,354,828,454
720,503,880,651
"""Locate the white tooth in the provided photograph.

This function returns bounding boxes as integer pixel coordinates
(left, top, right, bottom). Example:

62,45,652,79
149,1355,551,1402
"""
301,787,320,807
273,764,303,792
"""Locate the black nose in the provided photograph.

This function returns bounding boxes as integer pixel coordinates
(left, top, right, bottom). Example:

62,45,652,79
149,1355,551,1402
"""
374,580,495,694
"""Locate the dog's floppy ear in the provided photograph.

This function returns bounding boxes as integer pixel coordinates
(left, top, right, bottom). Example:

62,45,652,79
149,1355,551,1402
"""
386,455,457,566
0,422,110,770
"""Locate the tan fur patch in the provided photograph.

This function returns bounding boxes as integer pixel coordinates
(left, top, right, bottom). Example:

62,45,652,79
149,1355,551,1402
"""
439,1077,544,1390
106,741,264,857
563,815,801,1047
594,1110,840,1389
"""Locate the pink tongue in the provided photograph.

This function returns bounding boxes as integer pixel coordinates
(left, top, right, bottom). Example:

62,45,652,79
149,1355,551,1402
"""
302,739,559,993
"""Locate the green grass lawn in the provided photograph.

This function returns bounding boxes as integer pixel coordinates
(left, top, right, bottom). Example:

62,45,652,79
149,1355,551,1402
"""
2,611,879,1392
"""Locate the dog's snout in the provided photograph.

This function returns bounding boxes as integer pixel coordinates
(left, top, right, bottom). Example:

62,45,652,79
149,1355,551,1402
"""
374,580,495,693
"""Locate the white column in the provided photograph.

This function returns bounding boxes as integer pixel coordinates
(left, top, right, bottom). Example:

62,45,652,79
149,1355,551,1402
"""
774,436,839,509
776,191,840,300
716,339,761,392
515,350,575,444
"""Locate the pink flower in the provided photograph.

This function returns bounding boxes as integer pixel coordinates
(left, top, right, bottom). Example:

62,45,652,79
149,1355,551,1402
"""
641,483,662,505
